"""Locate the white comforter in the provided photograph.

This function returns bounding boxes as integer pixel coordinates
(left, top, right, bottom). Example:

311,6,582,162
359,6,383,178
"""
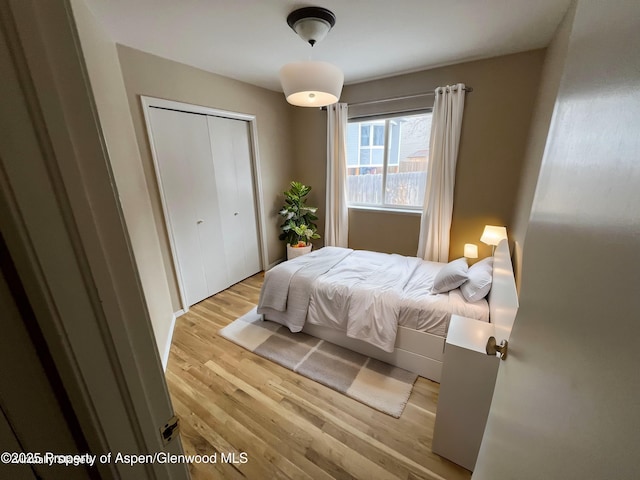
257,247,489,353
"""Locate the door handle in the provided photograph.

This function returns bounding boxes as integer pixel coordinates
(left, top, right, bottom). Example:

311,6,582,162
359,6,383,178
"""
486,336,508,360
197,219,204,224
234,212,239,216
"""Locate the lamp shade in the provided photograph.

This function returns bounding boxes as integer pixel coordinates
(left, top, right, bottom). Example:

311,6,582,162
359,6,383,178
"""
464,243,478,258
480,225,508,246
279,61,343,107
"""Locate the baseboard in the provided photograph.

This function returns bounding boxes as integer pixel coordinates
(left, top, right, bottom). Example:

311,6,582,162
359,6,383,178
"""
173,308,187,317
162,313,178,371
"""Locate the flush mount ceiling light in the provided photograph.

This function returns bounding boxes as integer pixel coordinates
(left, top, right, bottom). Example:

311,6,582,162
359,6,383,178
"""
279,6,344,107
286,6,336,47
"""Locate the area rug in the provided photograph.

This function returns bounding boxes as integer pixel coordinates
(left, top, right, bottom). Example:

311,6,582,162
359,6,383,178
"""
219,307,417,418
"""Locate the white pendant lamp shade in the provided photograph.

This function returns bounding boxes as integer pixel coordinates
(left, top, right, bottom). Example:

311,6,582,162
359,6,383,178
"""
280,61,344,107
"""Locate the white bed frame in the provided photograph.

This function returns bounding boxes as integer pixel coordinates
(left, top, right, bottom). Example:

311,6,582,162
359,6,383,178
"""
299,239,518,383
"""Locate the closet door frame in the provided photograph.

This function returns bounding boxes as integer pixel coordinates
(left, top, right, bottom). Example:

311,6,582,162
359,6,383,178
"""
141,96,268,313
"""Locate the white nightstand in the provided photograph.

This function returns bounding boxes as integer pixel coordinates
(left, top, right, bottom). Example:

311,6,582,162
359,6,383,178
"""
432,315,500,471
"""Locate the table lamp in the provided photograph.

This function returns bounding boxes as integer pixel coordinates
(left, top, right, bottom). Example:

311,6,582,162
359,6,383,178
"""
480,225,507,255
464,243,478,259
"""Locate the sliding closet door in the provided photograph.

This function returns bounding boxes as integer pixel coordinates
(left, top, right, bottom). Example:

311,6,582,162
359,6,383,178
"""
147,108,229,306
208,116,261,282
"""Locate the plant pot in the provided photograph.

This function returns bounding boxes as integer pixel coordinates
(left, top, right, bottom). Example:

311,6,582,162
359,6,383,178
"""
287,243,312,260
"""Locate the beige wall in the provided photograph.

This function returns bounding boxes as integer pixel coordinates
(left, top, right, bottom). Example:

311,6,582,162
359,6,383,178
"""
348,210,422,256
116,45,296,311
294,50,546,260
509,4,576,289
290,107,327,250
71,0,175,357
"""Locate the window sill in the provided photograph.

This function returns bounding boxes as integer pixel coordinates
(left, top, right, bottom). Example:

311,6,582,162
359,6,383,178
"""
348,205,423,216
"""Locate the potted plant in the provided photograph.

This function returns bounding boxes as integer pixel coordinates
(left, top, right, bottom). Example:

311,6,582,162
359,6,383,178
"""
279,181,320,260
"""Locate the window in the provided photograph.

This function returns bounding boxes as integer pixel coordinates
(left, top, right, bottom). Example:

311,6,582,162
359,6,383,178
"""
358,123,385,166
346,112,432,210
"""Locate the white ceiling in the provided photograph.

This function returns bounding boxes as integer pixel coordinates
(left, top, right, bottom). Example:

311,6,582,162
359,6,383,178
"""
83,0,571,92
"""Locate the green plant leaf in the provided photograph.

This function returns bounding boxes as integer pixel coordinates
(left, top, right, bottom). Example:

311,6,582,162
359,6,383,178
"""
278,181,321,244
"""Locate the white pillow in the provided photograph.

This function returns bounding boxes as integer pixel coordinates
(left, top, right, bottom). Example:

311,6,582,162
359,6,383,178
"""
431,258,469,294
461,256,494,302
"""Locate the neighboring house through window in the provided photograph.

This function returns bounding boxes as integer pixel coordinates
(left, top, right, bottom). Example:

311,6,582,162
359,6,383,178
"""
346,112,432,210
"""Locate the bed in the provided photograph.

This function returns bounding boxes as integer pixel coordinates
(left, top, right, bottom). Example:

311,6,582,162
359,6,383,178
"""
257,239,516,382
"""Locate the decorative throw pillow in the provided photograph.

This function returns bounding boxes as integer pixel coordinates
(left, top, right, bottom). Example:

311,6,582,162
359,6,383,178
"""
431,258,469,294
461,256,494,302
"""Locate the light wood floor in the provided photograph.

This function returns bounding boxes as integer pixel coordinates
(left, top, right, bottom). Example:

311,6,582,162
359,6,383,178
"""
165,273,471,480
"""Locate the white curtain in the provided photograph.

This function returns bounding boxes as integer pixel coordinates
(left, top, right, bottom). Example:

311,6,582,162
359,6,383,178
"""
325,103,349,247
417,84,466,261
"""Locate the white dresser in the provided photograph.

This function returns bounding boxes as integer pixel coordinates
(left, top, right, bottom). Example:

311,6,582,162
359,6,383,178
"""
431,315,501,471
432,240,519,471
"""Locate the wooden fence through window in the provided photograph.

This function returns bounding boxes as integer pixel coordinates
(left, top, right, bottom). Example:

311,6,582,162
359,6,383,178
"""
347,171,427,207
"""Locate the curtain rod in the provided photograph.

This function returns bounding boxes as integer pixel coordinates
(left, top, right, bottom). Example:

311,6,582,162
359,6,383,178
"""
348,86,473,108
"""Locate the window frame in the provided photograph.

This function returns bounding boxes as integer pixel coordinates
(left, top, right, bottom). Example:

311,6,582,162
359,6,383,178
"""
346,110,432,213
